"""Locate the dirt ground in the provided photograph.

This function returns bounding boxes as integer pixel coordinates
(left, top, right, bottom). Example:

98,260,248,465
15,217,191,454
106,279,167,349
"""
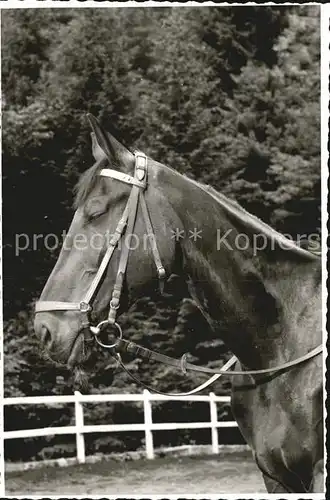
6,451,266,496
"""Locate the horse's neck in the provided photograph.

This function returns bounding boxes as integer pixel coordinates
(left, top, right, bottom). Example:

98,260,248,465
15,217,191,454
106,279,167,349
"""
159,166,320,370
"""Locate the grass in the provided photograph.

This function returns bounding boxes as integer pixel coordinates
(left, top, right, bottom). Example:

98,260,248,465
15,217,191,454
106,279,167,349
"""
6,451,265,495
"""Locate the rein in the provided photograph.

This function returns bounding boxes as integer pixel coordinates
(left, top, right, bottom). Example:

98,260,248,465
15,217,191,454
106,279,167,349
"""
94,328,322,396
35,149,323,396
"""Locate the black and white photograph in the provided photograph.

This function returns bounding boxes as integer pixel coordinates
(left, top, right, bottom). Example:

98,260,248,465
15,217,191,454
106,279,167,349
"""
1,3,327,497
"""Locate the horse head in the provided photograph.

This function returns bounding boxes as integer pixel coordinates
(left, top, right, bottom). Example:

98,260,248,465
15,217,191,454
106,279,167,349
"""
34,114,180,369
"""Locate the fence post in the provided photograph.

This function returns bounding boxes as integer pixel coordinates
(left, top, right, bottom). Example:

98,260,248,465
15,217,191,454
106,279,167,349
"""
209,392,219,454
143,389,154,459
74,391,86,464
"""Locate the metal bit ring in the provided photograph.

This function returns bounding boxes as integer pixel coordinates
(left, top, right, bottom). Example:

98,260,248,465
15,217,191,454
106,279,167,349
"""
90,321,123,349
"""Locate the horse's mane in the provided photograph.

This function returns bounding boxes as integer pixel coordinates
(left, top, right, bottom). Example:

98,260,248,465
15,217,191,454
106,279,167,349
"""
73,157,107,209
197,181,320,259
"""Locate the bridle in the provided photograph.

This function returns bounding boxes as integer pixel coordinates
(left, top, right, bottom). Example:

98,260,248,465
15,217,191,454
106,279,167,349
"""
35,151,323,396
35,151,165,343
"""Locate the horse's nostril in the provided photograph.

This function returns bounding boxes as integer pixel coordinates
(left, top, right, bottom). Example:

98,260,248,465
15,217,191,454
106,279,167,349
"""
40,325,53,349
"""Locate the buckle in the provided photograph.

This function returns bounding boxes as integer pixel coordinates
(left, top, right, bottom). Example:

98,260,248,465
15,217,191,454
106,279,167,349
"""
135,151,147,169
158,266,166,280
134,151,147,182
110,299,120,310
180,353,188,374
79,301,91,313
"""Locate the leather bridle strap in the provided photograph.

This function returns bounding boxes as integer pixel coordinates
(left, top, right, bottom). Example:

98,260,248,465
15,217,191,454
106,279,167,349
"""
35,302,85,312
100,341,322,396
114,353,238,397
35,151,167,337
113,338,323,376
140,194,166,290
34,194,132,315
107,184,140,324
81,195,131,306
99,168,146,189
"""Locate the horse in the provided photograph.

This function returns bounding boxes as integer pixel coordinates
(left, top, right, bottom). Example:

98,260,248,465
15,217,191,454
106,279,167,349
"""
34,114,323,493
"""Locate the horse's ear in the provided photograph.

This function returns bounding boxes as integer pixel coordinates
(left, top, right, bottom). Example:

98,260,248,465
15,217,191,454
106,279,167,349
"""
87,113,135,172
91,132,106,163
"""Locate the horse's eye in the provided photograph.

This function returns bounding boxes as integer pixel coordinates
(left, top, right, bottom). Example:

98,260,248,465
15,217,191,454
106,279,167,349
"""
85,210,106,223
83,197,109,224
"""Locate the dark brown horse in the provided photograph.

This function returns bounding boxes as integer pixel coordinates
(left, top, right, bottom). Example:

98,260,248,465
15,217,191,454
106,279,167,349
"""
34,115,323,493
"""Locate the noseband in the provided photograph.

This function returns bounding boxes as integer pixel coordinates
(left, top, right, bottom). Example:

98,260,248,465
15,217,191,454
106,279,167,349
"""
35,151,166,347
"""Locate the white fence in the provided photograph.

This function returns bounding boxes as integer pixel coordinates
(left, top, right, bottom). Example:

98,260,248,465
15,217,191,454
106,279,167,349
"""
4,391,237,463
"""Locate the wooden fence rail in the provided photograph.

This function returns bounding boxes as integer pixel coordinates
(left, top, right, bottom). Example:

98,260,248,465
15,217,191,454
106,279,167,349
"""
4,391,237,463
